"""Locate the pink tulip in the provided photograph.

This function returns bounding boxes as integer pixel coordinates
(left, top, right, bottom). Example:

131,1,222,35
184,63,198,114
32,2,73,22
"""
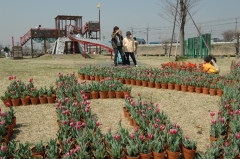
70,149,75,154
82,122,86,127
5,102,11,107
229,111,233,116
8,76,12,80
155,104,159,107
76,121,81,125
148,133,153,139
134,127,138,132
114,134,120,140
85,108,89,112
70,122,74,127
210,111,215,116
138,93,141,96
76,146,81,152
219,117,225,123
29,78,33,82
96,121,100,127
160,125,165,131
142,113,146,118
66,139,71,144
0,112,6,118
0,121,5,125
130,133,135,139
65,153,70,157
154,123,158,128
235,110,240,115
65,97,69,103
31,87,34,91
156,108,159,113
86,100,91,104
62,120,67,125
218,110,222,115
156,118,160,123
211,119,216,124
76,124,80,130
80,90,84,94
235,133,240,139
72,102,78,106
1,144,6,151
185,135,189,140
139,134,144,140
170,129,177,135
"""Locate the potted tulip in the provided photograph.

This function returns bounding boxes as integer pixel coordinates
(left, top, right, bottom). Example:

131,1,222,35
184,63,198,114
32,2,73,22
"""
21,90,30,106
45,139,61,159
152,138,165,159
126,138,140,159
89,82,99,99
166,129,181,159
107,139,125,159
222,142,239,159
30,87,39,105
210,117,227,141
13,143,32,159
181,135,197,159
74,143,90,159
0,91,12,107
10,90,21,106
31,140,45,157
92,143,107,159
216,79,224,97
39,87,47,104
209,83,217,96
139,134,153,159
122,85,132,98
99,82,108,99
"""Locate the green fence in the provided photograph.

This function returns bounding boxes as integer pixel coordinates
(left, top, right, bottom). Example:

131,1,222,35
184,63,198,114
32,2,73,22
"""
185,33,211,58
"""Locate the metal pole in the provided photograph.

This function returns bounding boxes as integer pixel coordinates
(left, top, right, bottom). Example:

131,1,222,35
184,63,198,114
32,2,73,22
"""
169,0,179,58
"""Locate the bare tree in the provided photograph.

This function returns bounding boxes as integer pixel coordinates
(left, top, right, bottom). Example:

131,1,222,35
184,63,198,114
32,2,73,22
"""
196,24,204,37
158,0,202,56
235,31,240,55
221,30,235,42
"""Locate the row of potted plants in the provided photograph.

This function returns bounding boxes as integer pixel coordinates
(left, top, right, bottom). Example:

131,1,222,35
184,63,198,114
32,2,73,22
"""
0,76,56,107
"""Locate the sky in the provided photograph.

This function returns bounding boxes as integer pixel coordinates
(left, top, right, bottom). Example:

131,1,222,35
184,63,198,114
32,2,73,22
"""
0,0,240,47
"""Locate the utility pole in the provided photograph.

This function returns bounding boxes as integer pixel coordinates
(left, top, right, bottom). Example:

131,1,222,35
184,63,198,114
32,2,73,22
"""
235,18,239,55
147,23,149,44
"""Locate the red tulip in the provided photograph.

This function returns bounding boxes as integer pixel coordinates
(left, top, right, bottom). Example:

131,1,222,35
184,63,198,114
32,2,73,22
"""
210,111,215,116
76,146,81,152
160,125,165,131
211,119,216,124
114,134,120,140
154,123,158,128
220,117,225,123
139,134,144,140
1,144,6,151
62,120,67,125
148,133,153,139
96,121,100,127
81,122,86,127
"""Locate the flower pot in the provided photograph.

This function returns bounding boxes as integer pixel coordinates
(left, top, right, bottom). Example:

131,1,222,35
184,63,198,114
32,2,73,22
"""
188,86,195,93
136,80,142,86
166,149,180,159
142,81,148,87
100,76,104,80
39,96,47,104
161,83,168,89
21,97,30,106
30,97,39,105
120,78,125,84
217,89,223,97
195,87,202,94
11,98,21,106
78,74,85,80
2,98,12,107
125,79,131,85
47,96,55,104
108,91,115,98
155,82,161,89
84,92,91,99
99,91,107,99
116,91,123,98
168,83,174,90
148,82,155,88
31,146,45,157
123,91,130,98
209,135,218,142
85,75,90,80
129,118,134,126
202,87,209,95
181,85,188,92
12,117,16,128
111,155,126,159
90,76,95,80
95,76,100,81
152,151,165,159
140,152,152,159
182,145,196,159
91,91,99,99
126,155,139,159
174,84,181,91
2,133,9,144
131,80,136,85
123,107,129,118
209,88,217,96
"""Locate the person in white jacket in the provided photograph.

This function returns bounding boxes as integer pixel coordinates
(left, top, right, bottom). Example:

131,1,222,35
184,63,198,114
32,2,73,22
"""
123,31,137,67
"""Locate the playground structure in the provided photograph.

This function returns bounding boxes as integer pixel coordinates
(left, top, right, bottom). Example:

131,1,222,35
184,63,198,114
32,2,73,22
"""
184,33,211,58
16,15,113,58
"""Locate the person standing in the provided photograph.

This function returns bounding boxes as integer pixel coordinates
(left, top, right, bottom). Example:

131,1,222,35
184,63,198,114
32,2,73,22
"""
133,37,138,59
123,31,137,67
111,26,126,66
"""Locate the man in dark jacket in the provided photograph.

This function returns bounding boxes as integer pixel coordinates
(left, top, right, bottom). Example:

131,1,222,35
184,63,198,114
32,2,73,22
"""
111,26,126,66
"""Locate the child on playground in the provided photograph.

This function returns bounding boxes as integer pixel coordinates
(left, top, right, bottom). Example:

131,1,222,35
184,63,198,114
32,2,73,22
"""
202,55,218,74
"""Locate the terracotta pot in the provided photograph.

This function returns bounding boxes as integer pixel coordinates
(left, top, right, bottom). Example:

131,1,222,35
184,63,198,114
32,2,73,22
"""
126,155,139,159
217,89,223,97
2,133,9,143
99,91,107,99
8,123,14,135
2,98,12,107
119,78,125,84
166,149,180,159
182,145,196,159
90,76,95,80
168,83,174,90
209,135,218,142
181,85,188,92
152,151,165,159
125,79,131,85
78,74,85,80
12,117,16,128
100,76,104,80
30,97,39,105
136,80,142,86
95,76,100,81
111,155,126,159
161,83,168,89
108,91,115,98
202,87,209,95
209,88,217,96
91,91,99,99
174,84,181,91
148,82,155,88
21,97,30,106
39,96,47,104
116,91,123,98
129,118,134,126
11,98,21,106
188,86,195,93
123,91,130,98
123,107,129,118
47,96,55,104
155,83,161,89
142,81,148,87
85,75,90,80
84,92,91,99
195,87,202,94
31,146,45,157
140,152,152,159
131,80,136,85
5,127,11,139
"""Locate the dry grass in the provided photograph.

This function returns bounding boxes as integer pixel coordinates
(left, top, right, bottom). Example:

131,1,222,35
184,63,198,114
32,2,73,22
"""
0,54,237,153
